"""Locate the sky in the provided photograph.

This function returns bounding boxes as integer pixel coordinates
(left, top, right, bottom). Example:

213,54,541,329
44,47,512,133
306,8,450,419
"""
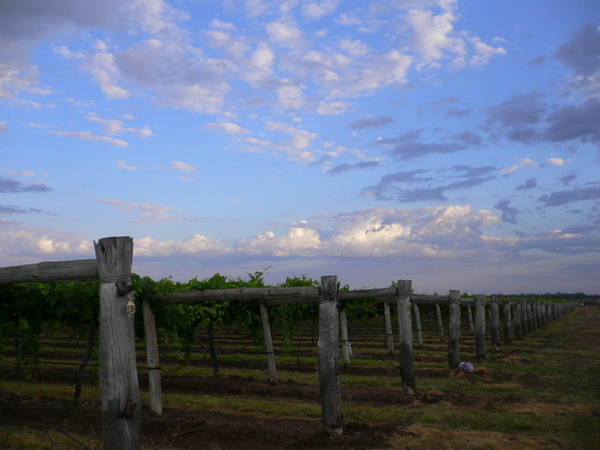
1,0,600,295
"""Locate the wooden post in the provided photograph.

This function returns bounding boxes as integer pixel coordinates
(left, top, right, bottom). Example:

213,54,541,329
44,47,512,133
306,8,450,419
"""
384,302,394,354
259,302,278,385
397,280,415,395
413,303,423,345
435,303,444,341
466,305,474,332
524,300,531,334
447,290,461,369
474,295,487,361
490,295,500,351
318,276,343,435
339,307,351,367
95,236,140,450
514,299,523,340
503,298,513,344
142,300,163,415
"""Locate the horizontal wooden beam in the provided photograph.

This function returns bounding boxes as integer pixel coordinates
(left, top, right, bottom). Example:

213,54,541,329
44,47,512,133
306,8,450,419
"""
148,286,322,305
0,259,98,284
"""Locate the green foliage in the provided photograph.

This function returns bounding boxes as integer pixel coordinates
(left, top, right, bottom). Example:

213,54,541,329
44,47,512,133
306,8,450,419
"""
0,281,99,365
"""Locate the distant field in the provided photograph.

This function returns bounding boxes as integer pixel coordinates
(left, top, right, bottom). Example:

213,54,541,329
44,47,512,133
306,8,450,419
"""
1,304,599,449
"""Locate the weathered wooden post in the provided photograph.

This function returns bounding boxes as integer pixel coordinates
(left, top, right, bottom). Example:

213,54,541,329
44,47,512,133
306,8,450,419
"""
447,290,461,369
490,295,500,351
95,236,140,450
541,301,548,327
466,305,474,332
397,280,415,395
142,300,163,415
503,298,513,344
413,303,423,345
474,295,487,361
514,299,523,340
318,276,343,435
383,302,394,354
339,307,351,367
435,303,444,341
259,302,278,385
525,300,532,333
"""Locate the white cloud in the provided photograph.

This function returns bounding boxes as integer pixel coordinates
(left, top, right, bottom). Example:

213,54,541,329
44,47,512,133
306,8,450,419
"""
316,100,353,115
339,38,372,58
205,122,250,134
49,130,129,147
235,205,501,258
162,161,196,172
235,220,323,256
97,198,183,224
547,157,564,166
403,4,505,70
301,1,340,20
266,22,306,49
135,235,231,256
86,49,130,99
0,228,92,261
86,113,153,137
116,160,137,171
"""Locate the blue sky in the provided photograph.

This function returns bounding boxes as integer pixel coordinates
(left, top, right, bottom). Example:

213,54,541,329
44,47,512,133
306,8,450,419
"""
1,0,600,294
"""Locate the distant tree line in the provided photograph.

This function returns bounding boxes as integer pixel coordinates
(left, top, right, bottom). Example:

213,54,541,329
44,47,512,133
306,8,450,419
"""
502,292,600,300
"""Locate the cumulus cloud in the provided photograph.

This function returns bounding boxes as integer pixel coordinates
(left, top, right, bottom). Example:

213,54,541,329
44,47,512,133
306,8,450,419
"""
402,2,505,70
235,205,501,258
0,225,92,261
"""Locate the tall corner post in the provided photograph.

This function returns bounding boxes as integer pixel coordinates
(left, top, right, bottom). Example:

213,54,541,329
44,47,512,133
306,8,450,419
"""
95,236,141,450
397,280,415,395
318,275,343,436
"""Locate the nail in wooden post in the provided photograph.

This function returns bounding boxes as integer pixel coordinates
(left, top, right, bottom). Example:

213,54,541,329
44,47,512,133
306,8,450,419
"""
502,298,513,344
318,276,343,435
397,280,415,395
490,295,500,351
95,236,140,450
339,307,351,367
384,302,394,354
474,295,487,361
259,302,278,385
142,300,162,415
447,290,461,370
